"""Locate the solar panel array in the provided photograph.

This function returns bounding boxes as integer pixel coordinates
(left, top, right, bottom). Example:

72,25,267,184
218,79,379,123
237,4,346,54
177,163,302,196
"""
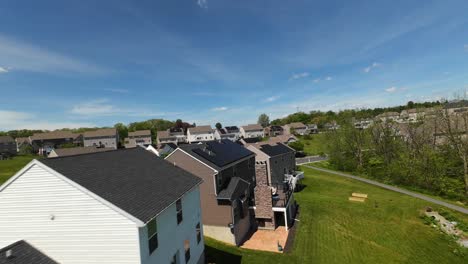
192,139,253,167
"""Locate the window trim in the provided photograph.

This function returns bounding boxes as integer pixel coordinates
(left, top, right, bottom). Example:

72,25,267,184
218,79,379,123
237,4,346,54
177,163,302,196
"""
147,218,158,254
176,199,183,225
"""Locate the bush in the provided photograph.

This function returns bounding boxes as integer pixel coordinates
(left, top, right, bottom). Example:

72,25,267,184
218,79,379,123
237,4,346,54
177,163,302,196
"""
289,141,304,152
18,144,34,155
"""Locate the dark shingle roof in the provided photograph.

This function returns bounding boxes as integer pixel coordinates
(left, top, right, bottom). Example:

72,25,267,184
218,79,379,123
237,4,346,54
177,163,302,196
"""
179,140,254,170
217,177,250,201
259,143,294,157
0,240,57,264
83,128,117,138
0,136,15,144
40,148,202,223
49,146,114,157
128,130,151,137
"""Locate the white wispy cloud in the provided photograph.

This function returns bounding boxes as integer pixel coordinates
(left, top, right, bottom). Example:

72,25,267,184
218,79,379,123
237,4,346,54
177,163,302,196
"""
325,76,333,81
211,106,228,111
197,0,208,9
104,88,129,93
0,34,108,74
385,86,398,93
289,72,309,80
313,78,320,83
0,110,95,130
263,96,280,103
0,66,9,73
363,62,380,73
313,76,332,83
71,99,116,115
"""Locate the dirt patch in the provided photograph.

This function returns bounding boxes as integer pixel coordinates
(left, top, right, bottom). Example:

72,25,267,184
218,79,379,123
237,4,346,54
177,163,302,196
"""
425,211,468,248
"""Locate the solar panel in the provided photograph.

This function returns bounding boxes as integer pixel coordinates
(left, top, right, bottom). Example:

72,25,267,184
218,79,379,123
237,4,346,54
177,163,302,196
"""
191,140,253,167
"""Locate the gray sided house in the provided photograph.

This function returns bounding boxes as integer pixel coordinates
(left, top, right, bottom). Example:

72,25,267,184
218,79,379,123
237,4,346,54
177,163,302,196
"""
186,126,214,144
157,128,186,146
240,124,264,139
0,136,17,158
166,140,256,246
246,142,302,230
214,126,240,142
30,131,82,156
283,122,308,135
264,126,284,137
125,130,152,148
83,128,118,149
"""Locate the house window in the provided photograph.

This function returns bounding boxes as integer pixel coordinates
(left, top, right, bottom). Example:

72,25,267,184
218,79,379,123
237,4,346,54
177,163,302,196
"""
196,223,201,244
147,218,158,254
184,240,191,263
176,199,183,224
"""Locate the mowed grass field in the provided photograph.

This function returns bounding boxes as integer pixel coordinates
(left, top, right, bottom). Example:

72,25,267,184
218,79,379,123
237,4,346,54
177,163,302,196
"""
298,133,330,156
206,166,468,264
0,155,35,184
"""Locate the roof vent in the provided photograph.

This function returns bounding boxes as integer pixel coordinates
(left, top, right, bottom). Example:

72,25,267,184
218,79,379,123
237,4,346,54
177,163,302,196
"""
6,249,13,259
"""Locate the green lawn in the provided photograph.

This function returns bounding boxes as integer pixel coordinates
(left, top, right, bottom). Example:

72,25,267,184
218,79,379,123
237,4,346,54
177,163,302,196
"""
0,155,36,184
298,133,330,156
206,166,468,264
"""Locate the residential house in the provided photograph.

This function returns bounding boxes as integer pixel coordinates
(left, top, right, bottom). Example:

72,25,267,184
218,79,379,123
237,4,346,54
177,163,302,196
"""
30,131,81,155
166,140,256,246
0,148,204,264
354,119,374,129
157,128,187,146
125,130,152,148
399,109,426,123
324,121,340,130
240,124,264,139
15,137,31,152
187,125,214,144
47,146,114,158
283,122,308,135
83,128,118,149
245,143,302,230
156,143,178,157
264,134,298,145
376,112,400,122
214,126,240,141
264,126,284,137
0,136,17,158
307,124,319,134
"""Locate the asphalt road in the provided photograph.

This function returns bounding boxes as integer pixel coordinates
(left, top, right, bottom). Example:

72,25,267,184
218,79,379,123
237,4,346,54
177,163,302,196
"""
300,165,468,215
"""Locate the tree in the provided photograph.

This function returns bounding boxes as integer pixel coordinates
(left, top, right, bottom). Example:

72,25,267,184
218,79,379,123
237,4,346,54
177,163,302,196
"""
257,113,270,128
288,141,304,152
114,123,128,146
19,144,34,155
215,122,222,130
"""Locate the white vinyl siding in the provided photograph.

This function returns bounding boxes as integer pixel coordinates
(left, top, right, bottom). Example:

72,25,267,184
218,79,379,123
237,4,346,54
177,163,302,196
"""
0,164,141,264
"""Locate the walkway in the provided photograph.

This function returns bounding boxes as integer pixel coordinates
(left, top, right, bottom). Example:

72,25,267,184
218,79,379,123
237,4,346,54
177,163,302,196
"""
301,165,468,215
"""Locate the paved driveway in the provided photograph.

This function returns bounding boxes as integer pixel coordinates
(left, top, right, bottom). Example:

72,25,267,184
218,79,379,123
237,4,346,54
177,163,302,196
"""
301,165,468,215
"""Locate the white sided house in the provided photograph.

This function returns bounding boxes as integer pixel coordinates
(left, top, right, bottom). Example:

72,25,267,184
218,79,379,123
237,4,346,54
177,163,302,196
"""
240,124,265,139
186,125,214,144
0,148,204,264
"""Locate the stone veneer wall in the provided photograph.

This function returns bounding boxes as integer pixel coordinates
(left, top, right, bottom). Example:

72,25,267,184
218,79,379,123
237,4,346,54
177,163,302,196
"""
254,162,275,229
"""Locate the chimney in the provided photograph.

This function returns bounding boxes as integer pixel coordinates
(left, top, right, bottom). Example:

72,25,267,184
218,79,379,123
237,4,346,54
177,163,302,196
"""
6,249,13,259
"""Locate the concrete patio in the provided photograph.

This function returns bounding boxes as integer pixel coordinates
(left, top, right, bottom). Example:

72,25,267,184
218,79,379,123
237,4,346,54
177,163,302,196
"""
241,227,289,253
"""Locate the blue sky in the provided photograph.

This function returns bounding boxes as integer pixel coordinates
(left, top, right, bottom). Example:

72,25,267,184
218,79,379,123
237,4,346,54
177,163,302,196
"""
0,0,467,130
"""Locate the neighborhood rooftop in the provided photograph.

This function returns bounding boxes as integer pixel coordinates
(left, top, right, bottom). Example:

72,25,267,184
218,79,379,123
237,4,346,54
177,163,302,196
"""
0,136,14,143
30,131,78,141
128,130,151,137
189,125,213,133
259,143,294,157
40,148,202,223
49,146,115,157
83,128,117,138
0,240,58,264
241,124,263,131
178,139,254,170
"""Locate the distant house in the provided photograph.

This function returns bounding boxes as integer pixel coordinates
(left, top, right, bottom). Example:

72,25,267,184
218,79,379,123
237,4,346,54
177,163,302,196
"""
307,124,319,134
83,128,118,149
15,137,31,152
376,112,400,122
263,134,297,145
186,125,214,144
30,131,82,155
0,136,17,158
47,146,114,158
240,124,264,139
0,148,204,264
354,119,374,130
125,130,152,148
157,128,186,146
156,143,178,157
324,121,340,130
214,126,240,141
166,140,256,246
283,122,308,135
246,143,302,230
264,125,284,137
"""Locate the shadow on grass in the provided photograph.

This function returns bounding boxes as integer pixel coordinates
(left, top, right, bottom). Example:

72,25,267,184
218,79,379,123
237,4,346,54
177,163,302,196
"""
205,245,242,264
